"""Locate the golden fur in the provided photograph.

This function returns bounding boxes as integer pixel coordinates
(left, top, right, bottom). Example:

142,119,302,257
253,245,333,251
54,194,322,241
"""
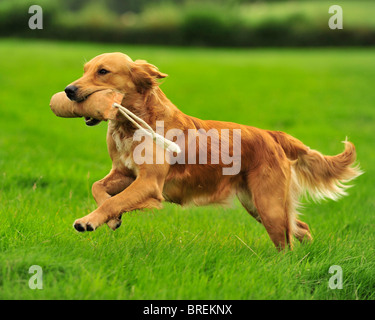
66,52,362,250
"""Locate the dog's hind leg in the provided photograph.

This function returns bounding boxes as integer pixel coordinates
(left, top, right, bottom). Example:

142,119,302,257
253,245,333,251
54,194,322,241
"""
237,189,261,223
294,219,312,242
247,161,294,250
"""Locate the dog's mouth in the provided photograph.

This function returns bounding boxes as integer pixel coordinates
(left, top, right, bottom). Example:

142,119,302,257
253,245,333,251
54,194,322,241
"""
75,88,107,103
84,117,101,126
79,89,107,126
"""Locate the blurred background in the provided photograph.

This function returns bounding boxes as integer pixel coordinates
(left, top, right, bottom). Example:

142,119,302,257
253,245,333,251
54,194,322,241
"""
1,0,375,300
1,0,374,47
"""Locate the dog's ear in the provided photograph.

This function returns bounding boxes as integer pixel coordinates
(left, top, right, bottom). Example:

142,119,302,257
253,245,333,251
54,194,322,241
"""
131,60,168,93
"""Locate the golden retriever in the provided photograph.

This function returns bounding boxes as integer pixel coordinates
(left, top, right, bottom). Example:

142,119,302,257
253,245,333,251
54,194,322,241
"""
61,52,362,250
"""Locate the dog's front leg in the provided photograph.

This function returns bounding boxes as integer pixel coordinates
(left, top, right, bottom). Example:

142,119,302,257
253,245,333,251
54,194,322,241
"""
92,168,135,205
92,168,135,230
74,169,166,232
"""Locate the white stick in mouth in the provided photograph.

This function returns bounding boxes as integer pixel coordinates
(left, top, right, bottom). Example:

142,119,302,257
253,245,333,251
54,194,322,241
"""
112,102,181,154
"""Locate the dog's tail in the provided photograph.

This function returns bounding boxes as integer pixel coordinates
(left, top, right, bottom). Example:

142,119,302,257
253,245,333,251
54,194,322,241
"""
268,131,363,202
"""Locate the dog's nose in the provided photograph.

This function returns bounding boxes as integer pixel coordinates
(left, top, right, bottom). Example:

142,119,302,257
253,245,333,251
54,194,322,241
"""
64,85,78,101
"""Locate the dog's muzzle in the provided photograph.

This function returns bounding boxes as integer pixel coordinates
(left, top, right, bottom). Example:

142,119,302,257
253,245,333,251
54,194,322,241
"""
84,117,101,126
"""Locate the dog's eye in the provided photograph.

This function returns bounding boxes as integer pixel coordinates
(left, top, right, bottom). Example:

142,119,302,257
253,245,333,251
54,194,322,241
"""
98,68,109,75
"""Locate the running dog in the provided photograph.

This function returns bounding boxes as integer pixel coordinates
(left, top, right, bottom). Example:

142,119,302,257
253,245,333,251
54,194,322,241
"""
59,52,362,250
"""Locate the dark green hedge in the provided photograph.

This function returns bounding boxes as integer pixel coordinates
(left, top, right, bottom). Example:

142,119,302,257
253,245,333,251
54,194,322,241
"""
1,0,374,47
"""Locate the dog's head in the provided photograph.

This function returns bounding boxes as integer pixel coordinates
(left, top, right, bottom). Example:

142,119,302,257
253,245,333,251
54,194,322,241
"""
64,52,167,126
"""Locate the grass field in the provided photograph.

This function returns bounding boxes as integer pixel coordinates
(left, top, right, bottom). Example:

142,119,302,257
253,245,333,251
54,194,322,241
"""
0,39,374,300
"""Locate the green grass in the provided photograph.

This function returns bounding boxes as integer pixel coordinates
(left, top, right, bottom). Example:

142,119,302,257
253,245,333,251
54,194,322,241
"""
0,38,374,300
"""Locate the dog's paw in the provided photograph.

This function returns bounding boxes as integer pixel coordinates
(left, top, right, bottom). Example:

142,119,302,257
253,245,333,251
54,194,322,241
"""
73,210,121,233
106,218,122,231
73,218,98,232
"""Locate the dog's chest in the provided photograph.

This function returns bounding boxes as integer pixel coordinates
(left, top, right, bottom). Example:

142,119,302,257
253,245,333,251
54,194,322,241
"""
109,124,137,173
